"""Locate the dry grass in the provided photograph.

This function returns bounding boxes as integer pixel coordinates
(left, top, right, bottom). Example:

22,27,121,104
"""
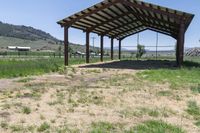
0,64,200,133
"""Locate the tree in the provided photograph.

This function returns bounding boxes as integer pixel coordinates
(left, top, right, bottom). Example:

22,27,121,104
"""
136,44,146,60
58,46,62,58
68,46,73,54
68,46,74,57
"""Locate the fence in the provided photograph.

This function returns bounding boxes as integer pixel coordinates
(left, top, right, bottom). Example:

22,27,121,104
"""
119,45,176,60
0,51,63,58
0,45,176,61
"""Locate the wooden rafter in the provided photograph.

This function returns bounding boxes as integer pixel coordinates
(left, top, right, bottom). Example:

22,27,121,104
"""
113,24,143,38
87,12,132,32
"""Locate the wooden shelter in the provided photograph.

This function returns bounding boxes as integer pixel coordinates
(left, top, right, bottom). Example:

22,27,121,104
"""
57,0,194,66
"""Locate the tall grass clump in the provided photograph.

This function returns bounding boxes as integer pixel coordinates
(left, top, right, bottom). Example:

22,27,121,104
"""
127,120,185,133
0,57,112,78
0,58,62,78
186,101,200,119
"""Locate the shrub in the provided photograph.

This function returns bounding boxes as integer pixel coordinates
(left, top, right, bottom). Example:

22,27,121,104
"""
136,44,145,60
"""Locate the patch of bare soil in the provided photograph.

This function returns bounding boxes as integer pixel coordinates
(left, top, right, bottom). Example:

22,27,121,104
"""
0,63,199,132
0,79,22,90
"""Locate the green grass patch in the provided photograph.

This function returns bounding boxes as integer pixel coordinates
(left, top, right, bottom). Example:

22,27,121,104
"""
10,125,24,132
0,58,62,78
0,57,111,78
195,120,200,127
120,107,175,118
186,101,200,119
137,61,200,89
127,120,185,133
191,84,200,94
90,122,115,133
37,122,50,132
22,106,31,114
90,122,124,133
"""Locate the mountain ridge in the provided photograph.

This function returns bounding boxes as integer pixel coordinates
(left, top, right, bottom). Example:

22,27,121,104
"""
0,21,59,42
0,21,104,53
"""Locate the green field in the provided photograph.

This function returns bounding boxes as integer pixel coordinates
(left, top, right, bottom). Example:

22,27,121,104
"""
0,56,199,79
0,57,112,78
137,61,200,89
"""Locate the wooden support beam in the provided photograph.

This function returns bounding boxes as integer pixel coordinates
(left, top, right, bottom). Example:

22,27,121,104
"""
119,39,122,60
111,38,114,60
86,31,90,63
176,41,179,66
177,23,185,67
100,35,104,62
64,27,69,66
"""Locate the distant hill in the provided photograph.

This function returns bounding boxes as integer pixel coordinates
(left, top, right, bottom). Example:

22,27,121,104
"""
0,21,59,42
0,21,102,52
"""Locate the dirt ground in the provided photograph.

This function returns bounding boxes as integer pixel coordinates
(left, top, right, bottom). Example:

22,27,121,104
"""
0,62,199,132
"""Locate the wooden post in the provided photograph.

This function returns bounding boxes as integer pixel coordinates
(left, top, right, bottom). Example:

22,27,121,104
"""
179,23,185,65
86,31,90,63
111,38,114,60
119,39,121,60
100,35,104,62
176,41,179,66
177,23,185,67
64,27,69,66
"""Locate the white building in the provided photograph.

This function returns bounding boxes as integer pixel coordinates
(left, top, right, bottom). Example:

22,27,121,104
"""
7,46,31,51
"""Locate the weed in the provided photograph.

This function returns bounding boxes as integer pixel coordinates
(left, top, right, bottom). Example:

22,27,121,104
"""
48,92,65,106
10,125,24,132
1,121,8,129
37,122,50,132
186,101,200,119
191,84,200,94
90,122,119,133
195,120,200,127
1,103,11,110
22,106,31,114
148,109,160,117
120,107,174,118
127,120,185,133
157,90,173,97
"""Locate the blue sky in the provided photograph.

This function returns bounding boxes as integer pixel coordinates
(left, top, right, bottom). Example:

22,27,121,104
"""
0,0,199,50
